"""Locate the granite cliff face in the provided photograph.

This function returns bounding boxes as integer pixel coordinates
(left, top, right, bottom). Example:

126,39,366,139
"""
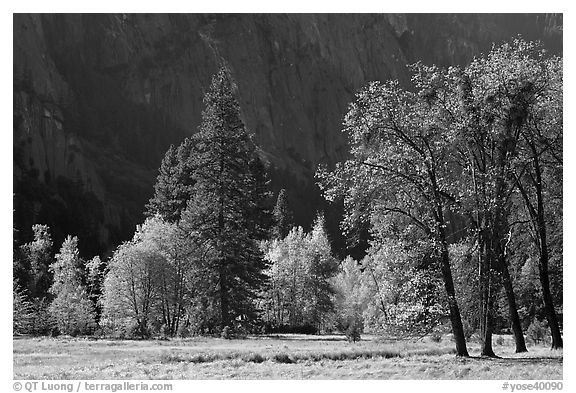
13,14,562,256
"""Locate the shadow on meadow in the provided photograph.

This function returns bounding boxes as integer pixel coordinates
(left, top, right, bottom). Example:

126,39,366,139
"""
464,356,562,364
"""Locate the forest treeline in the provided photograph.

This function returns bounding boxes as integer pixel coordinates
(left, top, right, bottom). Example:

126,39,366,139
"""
13,40,562,356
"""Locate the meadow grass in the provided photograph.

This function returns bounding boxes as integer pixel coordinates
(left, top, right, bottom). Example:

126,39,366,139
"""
13,334,562,379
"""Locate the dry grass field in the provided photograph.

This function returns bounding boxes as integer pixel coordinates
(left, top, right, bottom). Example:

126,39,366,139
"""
13,334,562,379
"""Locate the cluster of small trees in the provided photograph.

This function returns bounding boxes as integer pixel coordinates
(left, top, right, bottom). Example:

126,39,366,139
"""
259,214,339,333
318,39,562,356
13,226,101,336
13,67,342,339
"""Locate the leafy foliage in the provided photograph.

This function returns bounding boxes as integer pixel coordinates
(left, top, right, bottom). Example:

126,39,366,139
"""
260,215,338,333
134,216,199,336
11,40,562,350
19,224,53,300
385,268,447,336
317,56,470,355
29,298,57,336
100,218,186,337
345,240,448,338
317,38,562,355
527,318,548,345
332,257,364,338
13,281,34,334
48,236,97,335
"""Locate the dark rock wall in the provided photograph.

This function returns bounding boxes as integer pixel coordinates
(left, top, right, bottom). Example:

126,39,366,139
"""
13,13,562,257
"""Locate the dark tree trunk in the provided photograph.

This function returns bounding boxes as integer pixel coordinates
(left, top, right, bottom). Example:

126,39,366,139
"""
515,149,563,349
499,257,528,352
493,204,527,352
481,127,520,357
428,165,468,357
480,305,496,357
534,171,563,349
435,206,469,357
479,238,497,357
479,283,496,356
538,250,563,349
439,244,469,357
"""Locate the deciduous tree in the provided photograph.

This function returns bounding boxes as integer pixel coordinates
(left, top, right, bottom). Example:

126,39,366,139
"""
317,76,470,356
49,236,96,335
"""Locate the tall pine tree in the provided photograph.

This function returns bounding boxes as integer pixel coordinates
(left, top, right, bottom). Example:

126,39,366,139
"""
180,67,271,331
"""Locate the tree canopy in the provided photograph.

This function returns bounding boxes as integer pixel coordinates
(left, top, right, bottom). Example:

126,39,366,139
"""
317,39,562,355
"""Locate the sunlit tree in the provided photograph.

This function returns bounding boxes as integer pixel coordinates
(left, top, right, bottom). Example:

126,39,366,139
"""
49,236,96,335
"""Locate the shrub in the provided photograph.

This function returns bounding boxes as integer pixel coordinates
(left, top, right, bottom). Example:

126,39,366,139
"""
243,353,266,363
462,319,476,340
221,326,232,339
109,324,127,339
159,324,168,339
272,353,293,363
233,322,249,339
30,299,56,336
49,294,97,336
50,326,60,337
527,319,547,345
346,320,362,342
297,324,318,335
177,323,191,338
126,321,150,339
430,333,442,343
344,312,363,342
159,353,186,364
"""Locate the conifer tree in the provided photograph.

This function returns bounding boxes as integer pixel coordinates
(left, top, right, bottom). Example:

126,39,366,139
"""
86,256,105,320
146,144,180,221
180,67,271,330
248,154,274,241
20,224,53,300
147,135,200,222
13,280,34,334
146,141,199,222
272,189,294,239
